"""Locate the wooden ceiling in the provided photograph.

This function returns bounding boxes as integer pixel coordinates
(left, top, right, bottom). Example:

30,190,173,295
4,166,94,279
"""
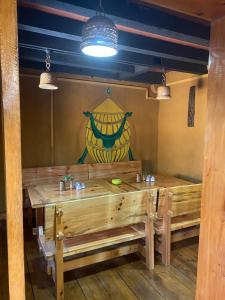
18,0,209,83
140,0,225,21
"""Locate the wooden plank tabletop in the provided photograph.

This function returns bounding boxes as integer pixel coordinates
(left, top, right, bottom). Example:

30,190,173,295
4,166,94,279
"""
28,174,192,208
126,174,191,190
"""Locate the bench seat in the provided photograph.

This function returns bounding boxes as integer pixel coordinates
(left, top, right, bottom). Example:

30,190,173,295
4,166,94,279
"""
38,224,145,259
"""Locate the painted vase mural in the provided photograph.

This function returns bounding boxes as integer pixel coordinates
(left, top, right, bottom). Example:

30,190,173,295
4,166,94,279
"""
78,98,134,163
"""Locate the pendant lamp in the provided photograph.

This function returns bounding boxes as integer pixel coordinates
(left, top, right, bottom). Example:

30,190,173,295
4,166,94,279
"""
80,0,118,58
156,73,171,100
39,50,58,90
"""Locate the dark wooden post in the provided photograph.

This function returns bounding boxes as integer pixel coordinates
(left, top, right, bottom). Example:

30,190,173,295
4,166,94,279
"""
0,0,25,299
196,17,225,299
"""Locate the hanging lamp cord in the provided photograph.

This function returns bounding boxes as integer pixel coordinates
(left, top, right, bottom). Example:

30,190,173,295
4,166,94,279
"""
160,58,167,86
97,0,105,15
162,73,166,86
45,50,51,72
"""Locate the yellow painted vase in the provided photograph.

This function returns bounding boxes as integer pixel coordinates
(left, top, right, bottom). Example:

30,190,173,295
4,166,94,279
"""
85,98,132,163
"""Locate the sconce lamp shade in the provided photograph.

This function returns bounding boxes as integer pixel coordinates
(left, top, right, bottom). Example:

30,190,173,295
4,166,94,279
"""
156,85,171,100
81,15,118,58
39,72,58,90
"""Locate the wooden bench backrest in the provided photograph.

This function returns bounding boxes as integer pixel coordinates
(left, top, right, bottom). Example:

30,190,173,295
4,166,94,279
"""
22,164,89,188
158,184,202,218
169,184,202,217
45,189,157,240
23,161,142,188
88,161,142,179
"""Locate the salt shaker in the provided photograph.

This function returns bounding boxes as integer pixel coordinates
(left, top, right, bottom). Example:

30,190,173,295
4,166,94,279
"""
150,176,156,182
136,173,141,183
59,180,65,191
142,173,146,181
146,175,151,182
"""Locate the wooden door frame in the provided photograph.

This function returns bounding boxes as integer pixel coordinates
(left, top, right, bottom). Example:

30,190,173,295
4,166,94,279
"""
196,17,225,299
0,0,25,299
1,1,225,300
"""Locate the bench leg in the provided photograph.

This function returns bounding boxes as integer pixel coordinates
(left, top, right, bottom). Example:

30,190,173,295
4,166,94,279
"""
145,192,154,270
55,250,64,300
161,191,172,265
161,225,171,265
55,207,64,300
145,223,154,270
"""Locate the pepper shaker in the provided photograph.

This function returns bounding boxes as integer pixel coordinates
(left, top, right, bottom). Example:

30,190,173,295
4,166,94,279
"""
136,173,141,183
59,180,65,191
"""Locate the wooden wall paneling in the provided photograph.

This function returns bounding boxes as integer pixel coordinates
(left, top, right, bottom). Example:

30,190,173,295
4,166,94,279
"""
157,72,207,180
0,0,25,299
19,75,159,170
20,75,52,167
196,16,225,299
53,79,158,168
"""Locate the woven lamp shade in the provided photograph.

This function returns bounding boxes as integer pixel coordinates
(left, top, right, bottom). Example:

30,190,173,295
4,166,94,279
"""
39,72,58,90
81,15,118,57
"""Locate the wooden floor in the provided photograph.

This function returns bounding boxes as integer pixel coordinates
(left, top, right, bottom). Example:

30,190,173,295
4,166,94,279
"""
1,222,198,300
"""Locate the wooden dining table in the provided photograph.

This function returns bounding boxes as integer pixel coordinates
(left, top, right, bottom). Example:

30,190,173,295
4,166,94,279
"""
28,173,192,210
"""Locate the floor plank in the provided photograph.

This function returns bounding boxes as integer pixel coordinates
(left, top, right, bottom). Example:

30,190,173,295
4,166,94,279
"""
116,261,164,300
0,222,9,300
172,248,197,283
96,269,138,300
78,275,111,300
64,281,86,300
21,235,198,300
25,240,55,300
25,255,35,300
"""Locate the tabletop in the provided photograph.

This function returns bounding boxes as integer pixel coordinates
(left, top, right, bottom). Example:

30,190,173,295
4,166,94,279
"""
28,174,191,208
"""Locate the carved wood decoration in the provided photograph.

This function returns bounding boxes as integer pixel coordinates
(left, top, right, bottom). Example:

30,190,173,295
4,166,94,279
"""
188,86,196,127
196,16,225,299
0,0,25,299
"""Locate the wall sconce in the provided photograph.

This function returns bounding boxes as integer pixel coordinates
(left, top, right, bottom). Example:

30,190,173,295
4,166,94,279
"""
156,73,171,100
39,50,58,90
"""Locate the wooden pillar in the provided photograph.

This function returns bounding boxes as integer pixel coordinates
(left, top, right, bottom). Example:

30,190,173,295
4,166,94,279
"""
196,17,225,299
0,0,25,299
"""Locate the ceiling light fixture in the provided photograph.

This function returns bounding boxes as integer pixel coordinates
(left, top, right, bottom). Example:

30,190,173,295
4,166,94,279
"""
80,0,118,58
39,50,58,90
156,72,171,100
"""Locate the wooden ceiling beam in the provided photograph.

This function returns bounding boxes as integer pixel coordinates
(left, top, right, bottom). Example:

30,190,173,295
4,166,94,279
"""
19,47,136,74
18,15,209,65
139,0,225,21
20,59,164,84
18,35,208,76
18,0,209,50
18,32,208,76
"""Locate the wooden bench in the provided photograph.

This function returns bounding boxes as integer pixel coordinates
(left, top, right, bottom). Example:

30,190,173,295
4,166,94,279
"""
36,189,156,300
22,164,89,188
155,184,202,265
88,160,142,179
22,161,142,189
22,164,89,226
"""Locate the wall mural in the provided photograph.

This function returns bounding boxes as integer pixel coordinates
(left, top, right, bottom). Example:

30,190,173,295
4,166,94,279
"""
78,98,134,163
